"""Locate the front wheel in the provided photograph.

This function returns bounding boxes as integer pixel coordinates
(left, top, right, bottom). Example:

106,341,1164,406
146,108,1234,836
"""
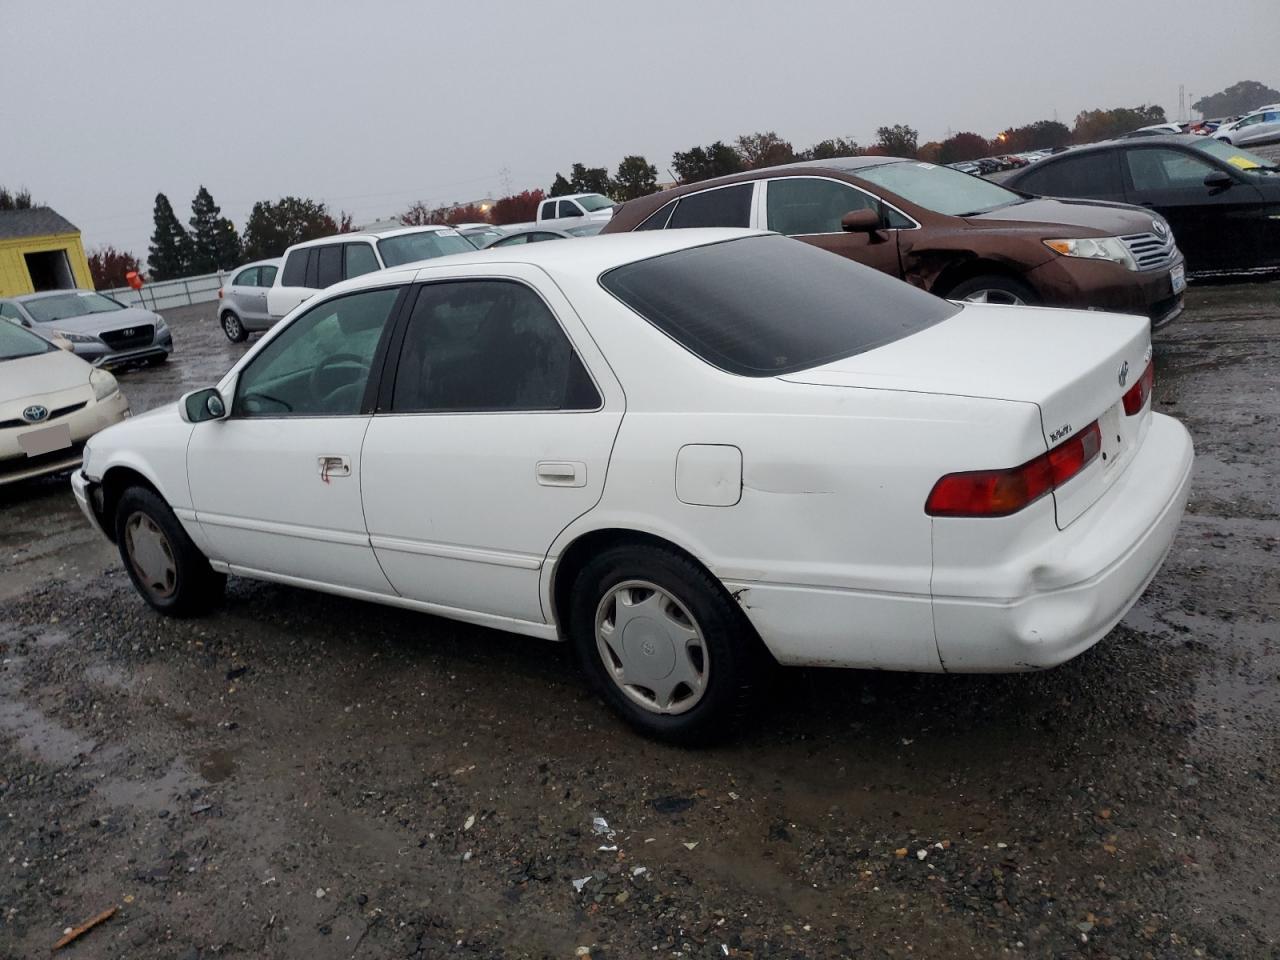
115,486,225,616
569,544,766,744
221,311,248,343
945,274,1040,306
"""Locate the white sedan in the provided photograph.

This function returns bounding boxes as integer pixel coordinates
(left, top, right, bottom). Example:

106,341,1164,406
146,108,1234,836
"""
1,320,129,485
71,230,1193,741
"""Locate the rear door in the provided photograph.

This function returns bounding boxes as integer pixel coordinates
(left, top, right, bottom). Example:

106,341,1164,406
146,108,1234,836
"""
1121,145,1265,272
760,176,904,278
360,266,622,624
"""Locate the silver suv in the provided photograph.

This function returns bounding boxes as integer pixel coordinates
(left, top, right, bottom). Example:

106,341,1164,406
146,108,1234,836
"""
217,258,281,342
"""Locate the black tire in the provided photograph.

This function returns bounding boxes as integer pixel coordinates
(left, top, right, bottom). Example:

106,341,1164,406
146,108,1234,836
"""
114,486,225,616
221,311,248,343
944,274,1040,306
569,543,768,745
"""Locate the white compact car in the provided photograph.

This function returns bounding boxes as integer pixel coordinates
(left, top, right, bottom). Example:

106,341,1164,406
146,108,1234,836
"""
72,230,1193,741
1,320,129,484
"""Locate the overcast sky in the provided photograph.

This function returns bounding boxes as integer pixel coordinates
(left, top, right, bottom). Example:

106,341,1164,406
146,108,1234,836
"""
3,0,1277,262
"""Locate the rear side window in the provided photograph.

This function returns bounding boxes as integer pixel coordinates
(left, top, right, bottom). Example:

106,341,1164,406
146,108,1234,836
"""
1019,152,1124,200
390,280,600,413
634,202,675,231
540,201,557,219
601,234,957,377
345,242,379,278
316,244,344,287
259,265,278,286
666,184,753,229
281,249,311,287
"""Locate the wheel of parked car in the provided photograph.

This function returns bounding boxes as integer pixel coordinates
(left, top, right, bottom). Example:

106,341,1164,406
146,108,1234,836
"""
569,543,766,744
944,275,1040,307
114,486,225,616
221,311,248,343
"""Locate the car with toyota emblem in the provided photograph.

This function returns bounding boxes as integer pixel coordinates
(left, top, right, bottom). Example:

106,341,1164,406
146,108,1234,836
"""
70,230,1192,742
1,318,129,485
0,288,173,366
603,156,1187,328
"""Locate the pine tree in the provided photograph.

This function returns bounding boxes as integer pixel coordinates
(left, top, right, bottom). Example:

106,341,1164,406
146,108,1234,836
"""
148,193,194,280
188,186,241,273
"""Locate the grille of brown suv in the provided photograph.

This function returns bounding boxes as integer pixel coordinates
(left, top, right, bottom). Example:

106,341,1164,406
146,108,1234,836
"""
99,324,154,350
1121,233,1178,270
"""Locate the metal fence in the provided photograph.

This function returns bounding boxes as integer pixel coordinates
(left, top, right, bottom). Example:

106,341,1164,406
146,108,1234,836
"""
99,270,229,312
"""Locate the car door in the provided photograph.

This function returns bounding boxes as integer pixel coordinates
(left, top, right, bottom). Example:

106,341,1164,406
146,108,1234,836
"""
267,246,320,319
228,267,267,326
187,284,407,592
360,267,622,624
760,176,904,278
251,265,278,326
1121,146,1265,273
1238,111,1280,147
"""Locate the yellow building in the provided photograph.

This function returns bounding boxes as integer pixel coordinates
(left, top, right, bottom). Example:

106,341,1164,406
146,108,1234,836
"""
0,208,95,297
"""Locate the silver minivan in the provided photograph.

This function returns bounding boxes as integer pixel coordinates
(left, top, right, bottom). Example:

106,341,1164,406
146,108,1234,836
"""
217,258,281,342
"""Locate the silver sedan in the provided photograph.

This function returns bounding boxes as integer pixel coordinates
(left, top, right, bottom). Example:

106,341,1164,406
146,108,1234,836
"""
0,290,172,366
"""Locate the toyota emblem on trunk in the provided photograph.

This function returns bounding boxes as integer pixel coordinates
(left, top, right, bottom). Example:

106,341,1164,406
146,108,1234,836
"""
1118,361,1130,387
22,405,49,423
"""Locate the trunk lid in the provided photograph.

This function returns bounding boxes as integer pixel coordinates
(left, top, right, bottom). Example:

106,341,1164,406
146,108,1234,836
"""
779,303,1153,528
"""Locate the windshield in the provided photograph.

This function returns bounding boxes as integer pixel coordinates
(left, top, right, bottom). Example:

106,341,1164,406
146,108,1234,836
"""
1192,138,1278,176
0,319,56,361
377,230,475,267
857,161,1023,216
576,194,615,212
23,291,125,323
601,234,958,377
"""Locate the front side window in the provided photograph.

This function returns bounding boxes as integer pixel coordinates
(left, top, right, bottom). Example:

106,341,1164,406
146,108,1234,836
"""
557,200,584,219
857,161,1024,215
233,287,401,417
1126,148,1217,191
377,231,474,267
281,248,312,288
0,302,24,322
344,242,379,278
390,280,599,413
666,184,753,229
233,267,259,287
766,177,876,235
601,234,957,377
22,292,125,323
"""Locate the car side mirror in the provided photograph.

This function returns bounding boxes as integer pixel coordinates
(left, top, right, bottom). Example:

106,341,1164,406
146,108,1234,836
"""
179,387,228,424
1204,170,1235,191
841,209,883,233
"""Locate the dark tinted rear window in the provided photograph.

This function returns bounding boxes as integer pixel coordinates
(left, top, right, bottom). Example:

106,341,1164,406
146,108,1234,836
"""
601,235,957,377
281,250,309,286
666,184,753,228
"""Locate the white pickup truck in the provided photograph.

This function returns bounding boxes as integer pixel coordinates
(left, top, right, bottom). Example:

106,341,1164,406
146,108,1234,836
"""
535,193,617,231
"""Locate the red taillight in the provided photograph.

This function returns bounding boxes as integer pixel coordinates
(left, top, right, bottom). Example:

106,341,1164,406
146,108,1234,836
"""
1122,360,1154,416
926,421,1102,518
217,288,224,299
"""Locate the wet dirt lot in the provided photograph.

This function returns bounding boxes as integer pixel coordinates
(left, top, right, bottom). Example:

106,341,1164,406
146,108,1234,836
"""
1,287,1278,959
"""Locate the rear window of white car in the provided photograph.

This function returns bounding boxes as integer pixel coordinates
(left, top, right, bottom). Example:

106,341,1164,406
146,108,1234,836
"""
600,235,957,377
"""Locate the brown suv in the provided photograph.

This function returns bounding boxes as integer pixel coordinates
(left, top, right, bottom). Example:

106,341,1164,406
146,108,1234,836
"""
603,157,1186,327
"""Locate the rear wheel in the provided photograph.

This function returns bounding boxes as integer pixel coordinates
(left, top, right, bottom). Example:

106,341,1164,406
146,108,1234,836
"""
569,544,766,744
221,311,248,343
115,486,224,616
945,274,1039,306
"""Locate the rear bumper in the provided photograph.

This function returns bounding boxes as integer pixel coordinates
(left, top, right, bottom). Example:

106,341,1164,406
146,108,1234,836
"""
930,413,1193,672
1027,255,1186,328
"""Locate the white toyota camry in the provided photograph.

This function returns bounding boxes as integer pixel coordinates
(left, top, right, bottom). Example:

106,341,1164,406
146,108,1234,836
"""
72,230,1193,741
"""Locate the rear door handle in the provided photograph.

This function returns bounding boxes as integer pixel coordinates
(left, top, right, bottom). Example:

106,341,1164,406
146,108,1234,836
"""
318,455,351,481
536,461,586,487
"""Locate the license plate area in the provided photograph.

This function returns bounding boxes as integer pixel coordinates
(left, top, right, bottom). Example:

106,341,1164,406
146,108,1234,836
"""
1171,264,1186,294
18,423,72,457
1099,403,1124,472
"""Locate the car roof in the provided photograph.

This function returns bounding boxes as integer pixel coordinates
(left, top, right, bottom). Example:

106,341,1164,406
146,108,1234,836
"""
1028,134,1208,160
287,224,458,251
329,228,764,293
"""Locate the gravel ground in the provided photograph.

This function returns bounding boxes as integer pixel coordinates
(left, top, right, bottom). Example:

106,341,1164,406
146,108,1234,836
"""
1,285,1278,959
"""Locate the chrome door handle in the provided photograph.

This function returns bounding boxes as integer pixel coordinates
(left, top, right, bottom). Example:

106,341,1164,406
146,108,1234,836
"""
536,461,586,487
318,455,351,481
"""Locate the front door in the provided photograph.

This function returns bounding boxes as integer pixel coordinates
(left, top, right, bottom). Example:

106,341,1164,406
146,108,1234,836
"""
361,272,622,624
187,284,406,592
1121,146,1266,273
761,176,904,278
